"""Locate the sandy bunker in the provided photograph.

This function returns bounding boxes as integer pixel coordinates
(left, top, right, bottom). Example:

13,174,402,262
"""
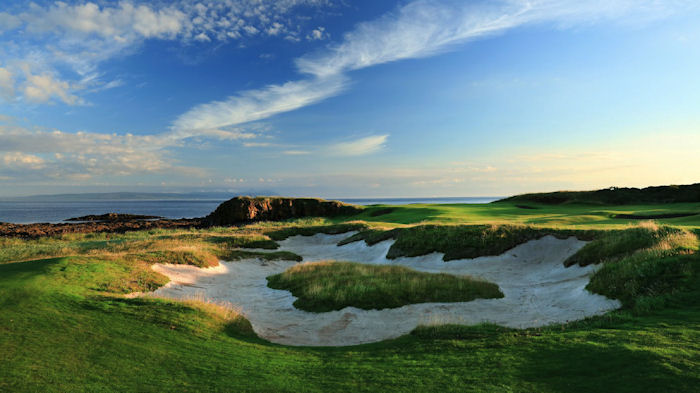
149,233,621,346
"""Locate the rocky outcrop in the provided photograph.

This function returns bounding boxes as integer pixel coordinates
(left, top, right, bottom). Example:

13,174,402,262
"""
0,197,361,239
205,197,361,225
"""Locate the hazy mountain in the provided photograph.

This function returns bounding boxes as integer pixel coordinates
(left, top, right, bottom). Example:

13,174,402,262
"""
0,191,280,202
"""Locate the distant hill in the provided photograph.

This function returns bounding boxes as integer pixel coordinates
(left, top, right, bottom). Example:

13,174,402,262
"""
0,191,279,202
498,183,700,205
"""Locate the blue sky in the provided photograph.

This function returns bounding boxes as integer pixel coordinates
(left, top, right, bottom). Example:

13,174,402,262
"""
1,0,699,198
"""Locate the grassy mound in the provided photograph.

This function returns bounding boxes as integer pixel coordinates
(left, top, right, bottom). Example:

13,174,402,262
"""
499,183,700,205
218,250,302,262
564,224,696,267
339,225,597,261
265,222,367,241
266,261,503,312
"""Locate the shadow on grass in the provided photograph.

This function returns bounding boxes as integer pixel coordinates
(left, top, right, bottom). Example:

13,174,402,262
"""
357,206,445,224
516,341,695,392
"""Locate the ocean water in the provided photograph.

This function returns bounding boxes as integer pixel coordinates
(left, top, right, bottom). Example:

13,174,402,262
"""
0,200,223,224
0,197,500,224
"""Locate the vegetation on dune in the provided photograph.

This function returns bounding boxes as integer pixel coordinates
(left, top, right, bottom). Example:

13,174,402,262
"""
265,222,368,241
578,223,699,310
589,252,699,311
499,183,700,205
339,224,598,261
0,228,296,265
218,249,303,262
563,222,697,267
266,261,503,312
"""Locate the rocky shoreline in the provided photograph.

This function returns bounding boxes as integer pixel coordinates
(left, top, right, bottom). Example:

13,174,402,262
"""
0,219,204,239
0,196,361,238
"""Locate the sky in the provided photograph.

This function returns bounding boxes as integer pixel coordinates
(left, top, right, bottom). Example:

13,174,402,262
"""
0,0,699,198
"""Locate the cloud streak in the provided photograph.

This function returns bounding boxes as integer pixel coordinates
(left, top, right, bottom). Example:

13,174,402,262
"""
172,76,347,132
326,135,388,157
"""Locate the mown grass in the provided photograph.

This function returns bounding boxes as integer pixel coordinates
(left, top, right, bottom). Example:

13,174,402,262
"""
351,201,700,228
267,261,503,312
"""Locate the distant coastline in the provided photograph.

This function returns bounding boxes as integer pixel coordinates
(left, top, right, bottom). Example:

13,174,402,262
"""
0,194,501,224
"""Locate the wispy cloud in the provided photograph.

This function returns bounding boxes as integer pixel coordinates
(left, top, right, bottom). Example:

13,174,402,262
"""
0,67,14,101
172,76,347,132
173,0,696,134
326,135,388,157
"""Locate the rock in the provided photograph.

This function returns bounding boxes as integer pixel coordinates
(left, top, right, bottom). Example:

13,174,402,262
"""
206,196,361,225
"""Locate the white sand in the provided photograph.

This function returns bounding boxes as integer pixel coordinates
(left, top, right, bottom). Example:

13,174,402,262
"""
149,233,621,346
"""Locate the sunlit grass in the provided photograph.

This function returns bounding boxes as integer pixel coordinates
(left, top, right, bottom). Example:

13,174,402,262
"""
267,261,503,312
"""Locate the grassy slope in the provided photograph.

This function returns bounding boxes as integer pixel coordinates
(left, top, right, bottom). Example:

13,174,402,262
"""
1,205,700,391
267,261,503,312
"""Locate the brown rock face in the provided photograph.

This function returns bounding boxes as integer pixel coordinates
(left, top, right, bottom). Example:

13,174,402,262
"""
205,196,361,225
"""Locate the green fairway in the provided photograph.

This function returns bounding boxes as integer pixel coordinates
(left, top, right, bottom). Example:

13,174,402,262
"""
1,201,699,392
352,201,700,228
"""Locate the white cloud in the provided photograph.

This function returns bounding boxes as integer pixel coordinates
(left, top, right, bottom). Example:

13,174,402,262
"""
0,12,21,32
0,124,197,180
175,0,695,135
22,71,80,105
283,150,311,155
2,152,46,170
306,26,328,41
0,0,333,106
326,134,388,157
0,67,14,100
20,2,185,39
172,76,347,131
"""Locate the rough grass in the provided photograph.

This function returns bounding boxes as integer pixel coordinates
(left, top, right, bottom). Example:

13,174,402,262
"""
144,292,256,338
218,249,302,262
266,261,503,312
265,222,367,241
564,223,697,267
133,250,220,268
583,225,699,310
340,224,598,261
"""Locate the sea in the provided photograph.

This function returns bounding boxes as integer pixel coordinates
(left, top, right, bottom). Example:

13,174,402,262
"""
0,197,500,224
